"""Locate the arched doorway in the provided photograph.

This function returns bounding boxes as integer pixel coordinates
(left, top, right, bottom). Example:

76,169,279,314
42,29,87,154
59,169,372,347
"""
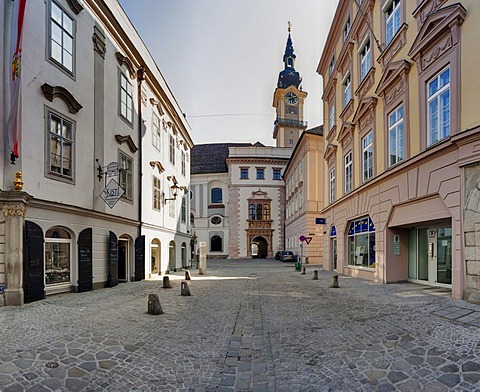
252,236,268,259
168,240,176,272
181,242,187,269
151,239,160,275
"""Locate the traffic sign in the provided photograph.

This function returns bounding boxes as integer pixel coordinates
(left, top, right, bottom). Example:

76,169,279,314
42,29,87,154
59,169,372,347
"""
100,179,124,208
305,237,312,245
299,235,306,242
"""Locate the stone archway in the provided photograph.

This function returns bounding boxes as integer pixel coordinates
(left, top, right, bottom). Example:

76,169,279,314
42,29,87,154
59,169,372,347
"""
252,236,268,259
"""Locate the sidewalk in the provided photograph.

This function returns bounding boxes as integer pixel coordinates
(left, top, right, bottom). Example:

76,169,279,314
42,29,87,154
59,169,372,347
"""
0,259,478,391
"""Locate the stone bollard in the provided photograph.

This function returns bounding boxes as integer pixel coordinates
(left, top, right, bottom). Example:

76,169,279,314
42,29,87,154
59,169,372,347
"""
301,266,306,275
312,270,318,280
181,281,191,296
331,275,339,288
147,294,164,315
185,270,191,280
163,276,172,289
199,268,205,276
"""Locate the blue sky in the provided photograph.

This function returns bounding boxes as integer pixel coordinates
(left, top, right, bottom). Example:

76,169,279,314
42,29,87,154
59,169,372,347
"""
118,0,338,146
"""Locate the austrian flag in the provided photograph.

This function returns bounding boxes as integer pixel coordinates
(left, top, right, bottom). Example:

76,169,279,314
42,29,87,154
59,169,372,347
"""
7,0,26,164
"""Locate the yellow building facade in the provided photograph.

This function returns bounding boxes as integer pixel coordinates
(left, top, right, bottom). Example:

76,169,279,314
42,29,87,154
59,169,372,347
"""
318,0,480,301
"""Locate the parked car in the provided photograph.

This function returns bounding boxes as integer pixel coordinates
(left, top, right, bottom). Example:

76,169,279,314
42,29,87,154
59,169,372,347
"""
280,251,295,262
275,251,282,260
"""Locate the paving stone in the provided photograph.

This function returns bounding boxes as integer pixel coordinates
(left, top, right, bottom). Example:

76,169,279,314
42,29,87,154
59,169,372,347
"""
462,361,480,372
463,372,480,384
438,373,460,387
387,371,408,384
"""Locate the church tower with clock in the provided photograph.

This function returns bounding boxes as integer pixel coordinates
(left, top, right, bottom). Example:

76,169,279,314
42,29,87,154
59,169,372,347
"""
273,24,308,148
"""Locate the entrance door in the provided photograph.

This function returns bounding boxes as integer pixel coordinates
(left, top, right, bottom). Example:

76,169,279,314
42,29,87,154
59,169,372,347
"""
408,226,451,287
23,221,45,303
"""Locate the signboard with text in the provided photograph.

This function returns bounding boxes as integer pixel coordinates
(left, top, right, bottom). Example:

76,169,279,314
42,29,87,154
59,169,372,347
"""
100,179,124,208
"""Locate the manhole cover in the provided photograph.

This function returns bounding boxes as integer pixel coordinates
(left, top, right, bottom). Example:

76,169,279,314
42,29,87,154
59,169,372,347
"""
45,362,59,368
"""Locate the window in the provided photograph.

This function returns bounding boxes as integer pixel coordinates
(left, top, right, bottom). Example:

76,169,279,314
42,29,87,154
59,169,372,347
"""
343,74,351,108
211,216,222,225
181,196,186,223
45,228,71,286
48,111,73,179
256,168,265,180
345,151,352,194
289,139,294,145
119,73,133,123
263,205,270,221
249,204,256,220
152,113,161,151
240,168,249,179
329,104,335,130
347,217,376,268
169,134,175,165
427,67,450,146
181,151,186,176
49,1,74,73
329,56,335,76
153,176,161,210
388,105,404,166
385,0,401,45
256,204,263,220
329,168,335,203
210,235,222,252
119,152,133,200
169,191,175,217
360,39,371,81
343,16,351,42
211,188,222,204
362,132,373,182
273,168,281,180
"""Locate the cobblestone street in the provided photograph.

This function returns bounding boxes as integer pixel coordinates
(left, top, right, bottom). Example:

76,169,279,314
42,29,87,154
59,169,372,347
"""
0,259,479,391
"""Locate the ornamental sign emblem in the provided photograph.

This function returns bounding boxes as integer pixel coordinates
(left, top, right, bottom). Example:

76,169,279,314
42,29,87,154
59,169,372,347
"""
100,179,124,209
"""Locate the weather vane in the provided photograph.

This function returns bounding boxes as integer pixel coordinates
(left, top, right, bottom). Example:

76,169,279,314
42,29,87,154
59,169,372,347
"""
288,21,291,33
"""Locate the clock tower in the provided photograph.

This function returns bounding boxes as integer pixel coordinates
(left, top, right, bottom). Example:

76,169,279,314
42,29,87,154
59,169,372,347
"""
272,24,307,148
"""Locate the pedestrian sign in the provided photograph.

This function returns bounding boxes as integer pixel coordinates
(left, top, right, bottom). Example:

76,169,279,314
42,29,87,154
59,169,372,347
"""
100,179,124,208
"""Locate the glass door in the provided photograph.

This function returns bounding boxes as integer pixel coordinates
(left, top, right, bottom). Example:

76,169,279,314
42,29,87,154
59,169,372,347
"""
436,227,452,285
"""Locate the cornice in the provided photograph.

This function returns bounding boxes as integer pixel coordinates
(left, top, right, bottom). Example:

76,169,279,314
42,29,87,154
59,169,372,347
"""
66,0,84,14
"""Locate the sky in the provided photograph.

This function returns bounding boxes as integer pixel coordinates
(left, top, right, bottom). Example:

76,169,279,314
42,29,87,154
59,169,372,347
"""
118,0,339,146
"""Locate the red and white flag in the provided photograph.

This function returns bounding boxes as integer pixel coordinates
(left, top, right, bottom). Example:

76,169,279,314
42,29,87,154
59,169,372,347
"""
7,0,26,164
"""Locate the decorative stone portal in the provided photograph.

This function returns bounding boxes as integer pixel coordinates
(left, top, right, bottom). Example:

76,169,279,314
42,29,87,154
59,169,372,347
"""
464,163,480,304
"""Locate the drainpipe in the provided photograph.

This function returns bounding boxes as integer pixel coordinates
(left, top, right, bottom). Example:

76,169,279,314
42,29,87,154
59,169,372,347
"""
137,66,145,239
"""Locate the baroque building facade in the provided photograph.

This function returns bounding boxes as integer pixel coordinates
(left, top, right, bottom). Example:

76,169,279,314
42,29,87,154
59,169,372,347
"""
0,0,192,306
318,0,480,302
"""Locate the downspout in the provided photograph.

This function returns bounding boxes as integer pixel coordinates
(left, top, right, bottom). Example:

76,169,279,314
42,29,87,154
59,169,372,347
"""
137,66,145,239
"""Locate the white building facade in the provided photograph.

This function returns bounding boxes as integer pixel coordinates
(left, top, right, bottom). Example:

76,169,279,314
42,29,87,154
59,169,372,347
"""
0,0,192,306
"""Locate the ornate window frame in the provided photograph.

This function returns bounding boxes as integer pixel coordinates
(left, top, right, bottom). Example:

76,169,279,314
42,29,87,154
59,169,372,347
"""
375,60,411,167
408,3,465,150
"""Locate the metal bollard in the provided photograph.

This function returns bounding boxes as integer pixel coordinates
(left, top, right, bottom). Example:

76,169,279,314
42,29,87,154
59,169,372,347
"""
301,266,306,275
312,270,318,280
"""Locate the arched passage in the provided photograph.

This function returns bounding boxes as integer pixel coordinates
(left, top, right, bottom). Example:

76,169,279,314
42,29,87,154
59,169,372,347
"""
168,240,176,272
151,239,160,274
252,236,268,259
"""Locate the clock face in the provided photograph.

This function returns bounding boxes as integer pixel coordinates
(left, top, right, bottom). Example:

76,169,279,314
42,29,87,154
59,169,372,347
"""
285,92,298,105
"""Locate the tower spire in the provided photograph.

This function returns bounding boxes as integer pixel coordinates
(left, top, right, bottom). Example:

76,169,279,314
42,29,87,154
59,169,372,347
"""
277,22,302,89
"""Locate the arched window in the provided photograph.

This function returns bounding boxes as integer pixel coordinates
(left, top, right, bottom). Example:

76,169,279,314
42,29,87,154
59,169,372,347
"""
249,204,256,220
211,235,222,252
45,227,72,286
211,188,222,204
263,205,270,221
256,204,262,220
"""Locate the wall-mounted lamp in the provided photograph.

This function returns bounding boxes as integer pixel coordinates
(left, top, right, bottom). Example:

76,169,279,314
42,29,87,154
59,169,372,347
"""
164,183,180,202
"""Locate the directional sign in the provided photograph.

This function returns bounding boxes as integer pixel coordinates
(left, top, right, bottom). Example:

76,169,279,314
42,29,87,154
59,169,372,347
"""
100,179,124,208
305,237,312,245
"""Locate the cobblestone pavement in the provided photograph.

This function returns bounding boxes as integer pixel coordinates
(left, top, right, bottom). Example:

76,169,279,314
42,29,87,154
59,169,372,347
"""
0,259,479,391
